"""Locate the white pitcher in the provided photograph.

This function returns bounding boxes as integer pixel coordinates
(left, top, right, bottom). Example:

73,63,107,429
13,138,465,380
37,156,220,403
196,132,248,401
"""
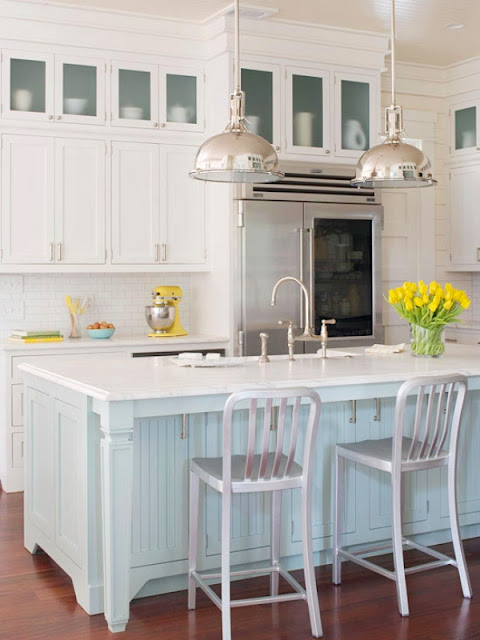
343,119,367,150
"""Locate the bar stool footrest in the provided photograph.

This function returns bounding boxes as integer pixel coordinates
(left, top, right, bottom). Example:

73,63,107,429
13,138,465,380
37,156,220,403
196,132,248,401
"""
191,564,307,610
337,536,457,582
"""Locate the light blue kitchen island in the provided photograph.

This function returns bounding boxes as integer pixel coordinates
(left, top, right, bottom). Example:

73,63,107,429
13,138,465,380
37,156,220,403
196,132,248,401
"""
20,345,480,633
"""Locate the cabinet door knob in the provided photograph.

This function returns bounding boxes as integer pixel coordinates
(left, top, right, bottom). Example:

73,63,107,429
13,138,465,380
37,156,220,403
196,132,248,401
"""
160,123,166,128
275,146,280,151
153,122,158,128
56,115,62,120
48,115,53,120
325,149,330,154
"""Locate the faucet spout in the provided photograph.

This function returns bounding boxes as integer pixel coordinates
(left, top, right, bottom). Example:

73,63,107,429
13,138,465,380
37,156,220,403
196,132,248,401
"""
271,276,313,337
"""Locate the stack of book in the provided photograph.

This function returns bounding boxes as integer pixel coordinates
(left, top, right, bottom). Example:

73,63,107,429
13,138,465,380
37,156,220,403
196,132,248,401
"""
8,329,64,343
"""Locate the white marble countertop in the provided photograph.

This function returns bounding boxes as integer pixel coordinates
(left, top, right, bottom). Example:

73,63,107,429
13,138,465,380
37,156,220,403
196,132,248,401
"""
19,344,480,402
0,333,229,352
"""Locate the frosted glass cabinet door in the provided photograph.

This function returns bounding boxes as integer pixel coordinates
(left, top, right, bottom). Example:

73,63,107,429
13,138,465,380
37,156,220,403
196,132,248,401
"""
1,135,55,263
55,56,106,124
2,51,54,121
335,72,376,158
286,67,331,155
160,69,204,131
241,64,280,150
449,165,480,267
451,101,480,155
111,61,159,128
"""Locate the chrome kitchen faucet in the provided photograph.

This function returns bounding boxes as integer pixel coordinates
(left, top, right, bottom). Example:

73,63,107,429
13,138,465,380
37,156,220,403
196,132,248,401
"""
271,276,335,360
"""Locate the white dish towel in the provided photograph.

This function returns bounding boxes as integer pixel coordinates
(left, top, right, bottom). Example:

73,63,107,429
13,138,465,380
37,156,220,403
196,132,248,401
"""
365,343,406,354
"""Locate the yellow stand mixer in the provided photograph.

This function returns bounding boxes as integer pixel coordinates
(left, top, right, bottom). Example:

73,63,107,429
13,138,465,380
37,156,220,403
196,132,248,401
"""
145,286,188,337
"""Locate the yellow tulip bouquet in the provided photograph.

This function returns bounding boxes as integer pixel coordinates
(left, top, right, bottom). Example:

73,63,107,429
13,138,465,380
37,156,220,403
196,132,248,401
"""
387,281,471,357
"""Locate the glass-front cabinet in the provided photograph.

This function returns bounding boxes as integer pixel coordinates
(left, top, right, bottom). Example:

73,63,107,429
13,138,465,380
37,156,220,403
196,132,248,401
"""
241,63,280,150
2,50,54,121
111,63,204,131
160,68,204,132
450,100,480,156
286,67,331,156
55,56,105,124
111,61,159,128
334,72,375,159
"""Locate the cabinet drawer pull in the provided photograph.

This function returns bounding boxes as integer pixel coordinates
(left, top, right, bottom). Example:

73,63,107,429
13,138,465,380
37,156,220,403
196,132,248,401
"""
477,248,480,262
48,242,54,262
161,243,167,262
445,338,458,343
56,242,62,262
154,243,159,262
373,398,381,422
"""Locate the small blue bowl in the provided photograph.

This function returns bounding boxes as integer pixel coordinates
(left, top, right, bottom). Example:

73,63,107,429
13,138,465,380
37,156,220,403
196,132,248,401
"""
87,328,116,339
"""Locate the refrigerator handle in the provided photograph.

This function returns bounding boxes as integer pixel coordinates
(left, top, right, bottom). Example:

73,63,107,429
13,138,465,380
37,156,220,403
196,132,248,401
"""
298,227,305,329
308,228,315,328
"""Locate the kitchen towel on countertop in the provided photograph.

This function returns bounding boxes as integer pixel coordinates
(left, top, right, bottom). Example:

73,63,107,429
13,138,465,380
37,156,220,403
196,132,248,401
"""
365,343,406,354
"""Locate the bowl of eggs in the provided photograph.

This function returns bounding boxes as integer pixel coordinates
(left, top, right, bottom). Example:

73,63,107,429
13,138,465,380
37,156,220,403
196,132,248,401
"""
87,321,116,339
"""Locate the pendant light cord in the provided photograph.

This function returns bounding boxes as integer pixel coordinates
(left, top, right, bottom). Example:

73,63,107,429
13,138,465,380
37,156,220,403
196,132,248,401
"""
234,0,241,94
391,0,396,106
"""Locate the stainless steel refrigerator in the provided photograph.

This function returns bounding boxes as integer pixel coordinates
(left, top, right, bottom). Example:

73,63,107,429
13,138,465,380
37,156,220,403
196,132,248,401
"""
235,164,384,357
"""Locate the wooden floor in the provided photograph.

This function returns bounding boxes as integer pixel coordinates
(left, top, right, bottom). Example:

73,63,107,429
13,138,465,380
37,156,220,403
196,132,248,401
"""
2,490,479,640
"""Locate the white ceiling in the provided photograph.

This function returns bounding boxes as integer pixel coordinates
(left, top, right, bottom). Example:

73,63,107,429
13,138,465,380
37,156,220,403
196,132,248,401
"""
45,0,480,66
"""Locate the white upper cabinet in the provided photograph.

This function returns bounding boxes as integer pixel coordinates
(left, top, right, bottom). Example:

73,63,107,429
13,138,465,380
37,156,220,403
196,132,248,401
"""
111,142,205,266
241,63,281,152
286,66,332,156
161,146,205,264
450,100,480,157
449,165,480,268
334,72,377,159
55,138,106,264
111,141,160,264
2,51,54,121
1,135,55,263
54,55,106,125
111,61,159,129
111,62,204,132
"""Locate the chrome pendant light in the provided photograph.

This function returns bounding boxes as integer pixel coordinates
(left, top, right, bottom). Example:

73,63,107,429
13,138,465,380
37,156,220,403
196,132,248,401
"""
190,0,283,183
352,0,436,188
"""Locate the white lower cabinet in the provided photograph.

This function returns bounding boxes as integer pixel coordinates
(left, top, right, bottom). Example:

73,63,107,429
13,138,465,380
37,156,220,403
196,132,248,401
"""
112,141,205,266
1,135,55,264
449,164,480,269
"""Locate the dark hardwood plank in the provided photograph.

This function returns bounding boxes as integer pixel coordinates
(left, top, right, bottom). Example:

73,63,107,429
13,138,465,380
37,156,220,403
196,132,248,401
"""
1,489,479,639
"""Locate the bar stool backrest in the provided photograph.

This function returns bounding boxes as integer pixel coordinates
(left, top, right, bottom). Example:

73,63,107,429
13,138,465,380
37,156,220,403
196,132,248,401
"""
393,374,468,470
222,388,322,488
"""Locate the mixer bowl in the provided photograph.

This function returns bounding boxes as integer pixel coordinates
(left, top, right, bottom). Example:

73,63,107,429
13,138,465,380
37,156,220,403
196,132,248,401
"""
145,305,176,334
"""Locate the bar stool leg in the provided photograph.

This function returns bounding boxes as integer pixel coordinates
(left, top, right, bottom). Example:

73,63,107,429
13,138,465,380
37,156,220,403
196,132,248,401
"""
271,491,282,596
188,471,200,610
301,483,322,638
221,490,232,640
392,472,409,616
448,462,472,598
332,453,344,585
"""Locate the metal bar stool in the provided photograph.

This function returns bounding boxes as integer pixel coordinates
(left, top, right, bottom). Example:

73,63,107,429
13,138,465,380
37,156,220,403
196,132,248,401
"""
333,374,472,616
188,388,323,640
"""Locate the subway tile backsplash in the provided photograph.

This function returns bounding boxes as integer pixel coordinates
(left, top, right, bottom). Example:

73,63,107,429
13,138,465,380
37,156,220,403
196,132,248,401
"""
0,273,191,339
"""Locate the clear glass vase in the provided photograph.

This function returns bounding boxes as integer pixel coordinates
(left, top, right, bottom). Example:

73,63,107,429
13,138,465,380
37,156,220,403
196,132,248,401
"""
410,324,445,357
68,312,81,339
